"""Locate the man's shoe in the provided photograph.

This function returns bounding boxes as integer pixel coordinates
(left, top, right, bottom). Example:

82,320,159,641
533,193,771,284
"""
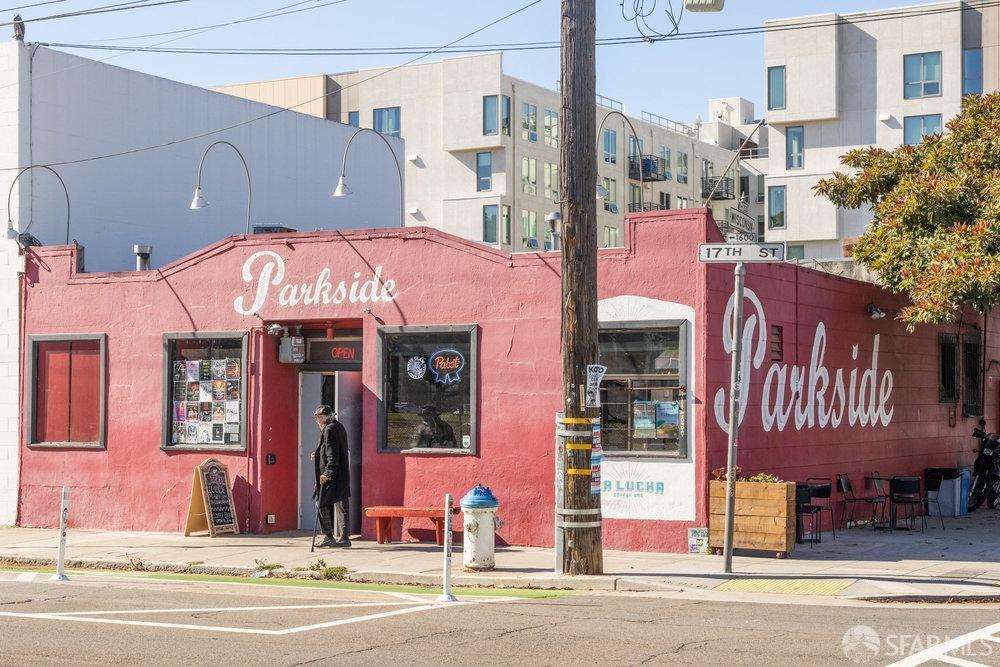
333,539,352,548
317,537,336,548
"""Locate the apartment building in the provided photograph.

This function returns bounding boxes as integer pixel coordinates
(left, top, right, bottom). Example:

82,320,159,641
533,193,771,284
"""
762,0,999,258
216,53,747,252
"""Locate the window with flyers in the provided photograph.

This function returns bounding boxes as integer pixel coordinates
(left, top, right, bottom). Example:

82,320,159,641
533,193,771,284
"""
377,325,477,454
597,323,687,457
164,333,247,449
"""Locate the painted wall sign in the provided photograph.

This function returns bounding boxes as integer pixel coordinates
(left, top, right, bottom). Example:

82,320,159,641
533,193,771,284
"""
601,459,696,521
713,288,895,433
428,349,465,385
233,251,397,315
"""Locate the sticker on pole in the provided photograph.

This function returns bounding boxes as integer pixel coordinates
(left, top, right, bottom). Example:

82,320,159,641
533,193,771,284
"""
698,242,786,263
585,364,607,408
590,425,602,495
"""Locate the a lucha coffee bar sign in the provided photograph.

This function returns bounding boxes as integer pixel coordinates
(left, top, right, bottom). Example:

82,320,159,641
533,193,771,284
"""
234,251,397,316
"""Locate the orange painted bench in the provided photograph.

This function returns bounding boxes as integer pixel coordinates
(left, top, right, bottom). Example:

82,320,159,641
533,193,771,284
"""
364,506,458,545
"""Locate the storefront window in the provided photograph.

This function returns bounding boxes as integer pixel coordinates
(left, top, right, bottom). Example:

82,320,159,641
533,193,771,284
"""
163,333,247,449
598,324,687,457
28,334,106,448
378,325,477,454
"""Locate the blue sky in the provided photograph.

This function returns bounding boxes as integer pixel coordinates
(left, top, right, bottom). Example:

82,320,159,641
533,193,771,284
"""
29,0,917,122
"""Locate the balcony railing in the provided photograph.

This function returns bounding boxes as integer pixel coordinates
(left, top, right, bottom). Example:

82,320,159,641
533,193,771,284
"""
627,202,669,213
739,146,768,159
701,176,735,200
640,110,699,138
628,154,669,182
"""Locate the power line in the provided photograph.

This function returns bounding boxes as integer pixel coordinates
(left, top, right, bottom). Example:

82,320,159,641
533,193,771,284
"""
0,0,71,13
0,0,193,28
1,0,543,171
43,0,1000,55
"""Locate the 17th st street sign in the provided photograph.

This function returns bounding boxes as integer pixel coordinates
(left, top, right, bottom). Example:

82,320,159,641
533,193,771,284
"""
698,242,786,263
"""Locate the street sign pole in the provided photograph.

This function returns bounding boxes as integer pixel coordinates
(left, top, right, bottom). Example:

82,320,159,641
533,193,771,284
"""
722,263,746,575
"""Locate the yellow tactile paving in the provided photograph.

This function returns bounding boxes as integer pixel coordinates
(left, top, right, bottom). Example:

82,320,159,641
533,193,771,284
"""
714,578,856,596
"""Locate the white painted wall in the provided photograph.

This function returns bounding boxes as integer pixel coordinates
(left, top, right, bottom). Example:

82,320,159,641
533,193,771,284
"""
0,42,404,525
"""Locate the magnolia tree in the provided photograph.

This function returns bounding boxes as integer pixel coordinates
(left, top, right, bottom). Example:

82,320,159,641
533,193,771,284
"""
815,93,1000,326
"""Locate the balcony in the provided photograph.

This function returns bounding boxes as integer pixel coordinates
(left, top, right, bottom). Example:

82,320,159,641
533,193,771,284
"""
739,146,768,159
627,202,669,213
701,176,735,200
628,154,669,182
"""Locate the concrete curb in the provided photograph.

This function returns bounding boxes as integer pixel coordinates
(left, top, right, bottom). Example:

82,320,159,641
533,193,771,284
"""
346,569,621,591
0,555,334,581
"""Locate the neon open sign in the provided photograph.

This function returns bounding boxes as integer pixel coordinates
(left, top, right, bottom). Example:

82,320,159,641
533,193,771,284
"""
428,349,465,385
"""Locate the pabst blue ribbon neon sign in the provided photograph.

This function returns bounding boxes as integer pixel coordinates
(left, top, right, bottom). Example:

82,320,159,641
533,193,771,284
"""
714,288,895,433
428,349,464,385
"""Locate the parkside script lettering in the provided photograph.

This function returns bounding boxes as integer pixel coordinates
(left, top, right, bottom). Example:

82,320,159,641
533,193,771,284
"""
233,251,397,315
714,288,894,433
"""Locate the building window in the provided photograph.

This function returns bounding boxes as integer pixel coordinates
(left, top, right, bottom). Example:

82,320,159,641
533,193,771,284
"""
767,65,786,110
769,325,783,362
739,175,750,199
603,177,617,213
544,228,553,252
476,152,492,192
963,48,983,96
786,125,804,169
768,185,786,229
544,162,559,200
629,183,641,210
659,192,670,210
347,111,359,128
521,210,537,247
756,174,765,202
521,102,537,142
377,325,477,453
164,333,247,449
677,152,688,184
903,114,942,145
482,95,498,136
603,225,619,248
543,109,559,148
677,196,688,209
500,204,511,244
701,158,714,179
373,106,401,137
501,95,511,135
964,334,983,416
659,146,672,179
757,215,765,241
521,157,536,195
628,136,643,158
603,128,617,164
939,333,958,402
482,204,498,244
598,324,688,457
904,51,942,99
28,335,106,448
786,244,805,260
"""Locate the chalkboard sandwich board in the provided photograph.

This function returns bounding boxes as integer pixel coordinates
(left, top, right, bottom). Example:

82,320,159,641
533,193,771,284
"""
184,458,240,537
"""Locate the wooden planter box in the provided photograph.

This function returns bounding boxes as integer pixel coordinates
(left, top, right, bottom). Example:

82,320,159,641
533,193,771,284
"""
708,480,796,557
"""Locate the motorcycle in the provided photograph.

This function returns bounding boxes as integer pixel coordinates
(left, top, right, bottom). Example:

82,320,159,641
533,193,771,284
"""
970,418,1000,511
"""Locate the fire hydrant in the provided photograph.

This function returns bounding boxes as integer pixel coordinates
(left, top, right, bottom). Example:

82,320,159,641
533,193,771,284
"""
460,484,501,571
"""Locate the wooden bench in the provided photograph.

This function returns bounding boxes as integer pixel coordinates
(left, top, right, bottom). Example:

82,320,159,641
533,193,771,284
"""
364,506,458,546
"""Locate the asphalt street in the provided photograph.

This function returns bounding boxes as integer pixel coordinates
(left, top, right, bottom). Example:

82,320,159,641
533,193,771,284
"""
1,570,999,666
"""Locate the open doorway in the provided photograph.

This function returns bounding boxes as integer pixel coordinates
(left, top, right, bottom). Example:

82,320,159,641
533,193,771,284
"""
298,372,362,534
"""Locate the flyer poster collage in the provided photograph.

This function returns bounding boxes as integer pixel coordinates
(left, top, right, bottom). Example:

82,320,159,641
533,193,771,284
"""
170,358,241,445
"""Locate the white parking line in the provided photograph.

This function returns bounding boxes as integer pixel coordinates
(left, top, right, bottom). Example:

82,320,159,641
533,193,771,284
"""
46,601,415,616
14,573,37,582
888,621,1000,666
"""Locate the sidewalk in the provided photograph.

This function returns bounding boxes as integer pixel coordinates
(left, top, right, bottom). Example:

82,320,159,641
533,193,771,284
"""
2,510,999,602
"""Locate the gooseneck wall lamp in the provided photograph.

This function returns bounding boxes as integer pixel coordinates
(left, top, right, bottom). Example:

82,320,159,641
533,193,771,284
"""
190,140,252,235
6,164,71,244
332,127,405,227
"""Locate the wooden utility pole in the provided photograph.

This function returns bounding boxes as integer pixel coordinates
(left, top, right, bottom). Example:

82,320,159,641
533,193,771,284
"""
559,0,602,575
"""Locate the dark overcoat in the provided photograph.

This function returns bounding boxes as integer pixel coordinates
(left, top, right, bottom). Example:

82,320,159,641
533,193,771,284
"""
313,419,350,507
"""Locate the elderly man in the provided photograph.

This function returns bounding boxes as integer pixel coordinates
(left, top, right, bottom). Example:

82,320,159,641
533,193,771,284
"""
312,405,351,548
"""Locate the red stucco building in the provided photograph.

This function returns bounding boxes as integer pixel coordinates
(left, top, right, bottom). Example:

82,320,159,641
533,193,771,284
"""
16,210,996,551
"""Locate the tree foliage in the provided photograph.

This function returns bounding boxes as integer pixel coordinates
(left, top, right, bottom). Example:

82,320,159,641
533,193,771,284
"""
814,93,1000,326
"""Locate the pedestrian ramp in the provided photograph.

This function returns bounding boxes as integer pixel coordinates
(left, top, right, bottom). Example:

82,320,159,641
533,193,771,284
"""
714,578,855,596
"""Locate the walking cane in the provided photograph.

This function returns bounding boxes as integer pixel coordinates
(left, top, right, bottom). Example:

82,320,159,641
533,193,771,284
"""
310,500,320,553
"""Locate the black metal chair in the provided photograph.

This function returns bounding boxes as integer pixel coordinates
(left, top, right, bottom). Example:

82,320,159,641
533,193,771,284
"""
837,473,885,530
924,470,946,530
795,483,820,547
867,472,891,530
890,476,925,532
806,477,836,540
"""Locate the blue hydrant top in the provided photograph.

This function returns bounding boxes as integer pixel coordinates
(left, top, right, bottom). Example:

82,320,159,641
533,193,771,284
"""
460,484,499,509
